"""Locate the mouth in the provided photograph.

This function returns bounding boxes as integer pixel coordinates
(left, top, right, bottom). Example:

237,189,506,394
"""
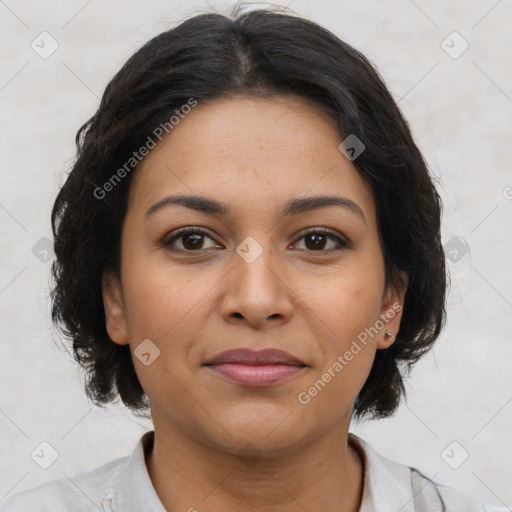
204,348,308,387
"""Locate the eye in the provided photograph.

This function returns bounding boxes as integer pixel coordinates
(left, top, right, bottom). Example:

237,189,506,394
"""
161,228,221,252
161,226,349,254
292,228,349,252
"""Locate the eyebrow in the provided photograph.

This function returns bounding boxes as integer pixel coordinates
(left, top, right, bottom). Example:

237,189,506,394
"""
145,194,367,224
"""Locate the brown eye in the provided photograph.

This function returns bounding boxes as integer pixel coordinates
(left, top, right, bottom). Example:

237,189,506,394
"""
162,228,219,252
293,229,349,252
161,227,349,254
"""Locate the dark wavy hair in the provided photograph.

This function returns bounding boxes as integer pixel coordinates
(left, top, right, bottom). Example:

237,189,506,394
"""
50,6,446,420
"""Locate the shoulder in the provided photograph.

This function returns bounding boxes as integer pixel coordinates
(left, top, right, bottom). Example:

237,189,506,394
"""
0,455,127,512
349,433,507,512
409,466,507,512
0,431,163,512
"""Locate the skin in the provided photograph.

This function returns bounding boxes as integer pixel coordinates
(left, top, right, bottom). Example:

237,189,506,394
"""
102,95,407,512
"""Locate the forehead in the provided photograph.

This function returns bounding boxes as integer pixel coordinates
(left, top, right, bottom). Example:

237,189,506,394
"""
126,95,376,225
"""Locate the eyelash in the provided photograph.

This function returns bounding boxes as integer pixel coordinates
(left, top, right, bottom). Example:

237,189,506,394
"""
161,227,350,254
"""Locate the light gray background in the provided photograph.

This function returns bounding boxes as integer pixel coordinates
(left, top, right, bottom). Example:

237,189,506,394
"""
1,0,511,507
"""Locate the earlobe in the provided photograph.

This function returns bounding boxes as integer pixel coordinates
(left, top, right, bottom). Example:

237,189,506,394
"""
377,272,408,350
101,272,130,346
379,330,396,350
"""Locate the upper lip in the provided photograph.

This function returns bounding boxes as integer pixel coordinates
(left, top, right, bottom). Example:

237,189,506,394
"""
204,348,306,366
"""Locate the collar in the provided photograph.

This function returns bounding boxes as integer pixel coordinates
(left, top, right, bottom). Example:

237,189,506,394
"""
117,431,415,511
348,433,415,511
117,431,167,511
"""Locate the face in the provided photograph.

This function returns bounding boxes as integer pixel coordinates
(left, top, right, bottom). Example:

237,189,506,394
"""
102,95,406,457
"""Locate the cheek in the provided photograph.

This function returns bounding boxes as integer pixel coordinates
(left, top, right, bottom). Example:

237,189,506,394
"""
296,284,380,415
119,248,223,395
120,244,209,337
304,264,384,340
299,265,383,387
119,254,203,406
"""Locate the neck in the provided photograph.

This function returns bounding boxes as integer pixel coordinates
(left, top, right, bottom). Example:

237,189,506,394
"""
145,417,364,512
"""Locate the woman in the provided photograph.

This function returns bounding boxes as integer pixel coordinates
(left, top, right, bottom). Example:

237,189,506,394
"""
0,6,502,512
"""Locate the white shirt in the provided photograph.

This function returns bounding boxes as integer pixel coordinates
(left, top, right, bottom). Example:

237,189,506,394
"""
0,431,504,511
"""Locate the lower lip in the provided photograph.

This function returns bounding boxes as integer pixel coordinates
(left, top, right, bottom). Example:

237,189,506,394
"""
206,363,306,386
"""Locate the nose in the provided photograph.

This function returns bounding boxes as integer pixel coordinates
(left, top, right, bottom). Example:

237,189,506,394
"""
219,242,294,329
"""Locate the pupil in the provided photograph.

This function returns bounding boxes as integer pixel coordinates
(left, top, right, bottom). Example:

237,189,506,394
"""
307,234,325,250
181,233,327,251
184,233,202,249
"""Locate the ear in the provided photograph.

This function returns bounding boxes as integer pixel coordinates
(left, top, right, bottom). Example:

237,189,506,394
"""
101,272,129,346
377,271,408,350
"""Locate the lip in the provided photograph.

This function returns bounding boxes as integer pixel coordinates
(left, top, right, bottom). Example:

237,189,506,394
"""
204,348,308,387
205,348,305,366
